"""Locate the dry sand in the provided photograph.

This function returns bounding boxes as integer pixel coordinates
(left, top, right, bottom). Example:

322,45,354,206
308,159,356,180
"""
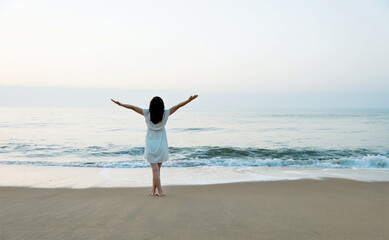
1,179,388,240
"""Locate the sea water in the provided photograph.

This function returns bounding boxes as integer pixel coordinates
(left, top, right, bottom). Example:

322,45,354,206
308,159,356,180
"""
1,107,388,169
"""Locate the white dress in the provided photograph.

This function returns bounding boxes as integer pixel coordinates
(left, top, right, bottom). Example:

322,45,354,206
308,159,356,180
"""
143,109,170,163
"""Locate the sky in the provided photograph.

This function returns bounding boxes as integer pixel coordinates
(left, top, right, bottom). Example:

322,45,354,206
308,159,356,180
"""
0,0,388,95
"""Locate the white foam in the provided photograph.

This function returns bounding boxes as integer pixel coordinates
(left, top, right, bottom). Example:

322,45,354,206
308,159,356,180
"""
0,165,388,189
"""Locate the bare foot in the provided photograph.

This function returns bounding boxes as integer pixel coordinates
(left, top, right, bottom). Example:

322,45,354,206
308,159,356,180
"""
150,190,156,196
156,192,165,197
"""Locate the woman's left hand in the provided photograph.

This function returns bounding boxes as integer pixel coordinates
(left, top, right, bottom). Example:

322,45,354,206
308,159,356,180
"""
111,99,121,106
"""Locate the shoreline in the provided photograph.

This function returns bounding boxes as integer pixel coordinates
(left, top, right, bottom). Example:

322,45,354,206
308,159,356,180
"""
1,179,388,240
0,165,389,189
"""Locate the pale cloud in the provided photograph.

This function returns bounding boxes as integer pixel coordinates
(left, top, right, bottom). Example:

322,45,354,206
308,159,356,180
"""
0,0,388,93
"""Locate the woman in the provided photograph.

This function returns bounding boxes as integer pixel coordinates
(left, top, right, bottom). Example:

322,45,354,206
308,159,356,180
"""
111,95,198,196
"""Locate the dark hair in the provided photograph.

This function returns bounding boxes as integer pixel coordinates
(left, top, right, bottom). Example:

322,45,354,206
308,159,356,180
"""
149,96,165,124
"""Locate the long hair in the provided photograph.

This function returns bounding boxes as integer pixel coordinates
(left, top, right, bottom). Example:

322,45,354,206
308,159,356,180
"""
149,96,165,124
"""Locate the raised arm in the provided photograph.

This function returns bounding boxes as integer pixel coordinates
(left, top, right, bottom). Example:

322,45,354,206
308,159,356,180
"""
111,99,143,115
169,95,198,116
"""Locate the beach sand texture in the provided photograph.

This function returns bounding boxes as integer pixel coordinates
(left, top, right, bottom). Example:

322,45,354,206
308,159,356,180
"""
1,179,388,240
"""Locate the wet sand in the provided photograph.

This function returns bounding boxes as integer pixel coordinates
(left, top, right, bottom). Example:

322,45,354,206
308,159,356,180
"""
1,179,388,240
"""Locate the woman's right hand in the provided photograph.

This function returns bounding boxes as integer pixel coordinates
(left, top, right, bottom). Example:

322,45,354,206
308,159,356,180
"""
188,95,198,102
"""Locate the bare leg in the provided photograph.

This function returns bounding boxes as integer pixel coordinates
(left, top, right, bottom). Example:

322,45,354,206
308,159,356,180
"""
157,162,164,196
158,162,162,176
150,163,164,196
150,163,157,196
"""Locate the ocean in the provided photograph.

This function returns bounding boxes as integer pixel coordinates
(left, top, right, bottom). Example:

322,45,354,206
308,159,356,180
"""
1,107,388,170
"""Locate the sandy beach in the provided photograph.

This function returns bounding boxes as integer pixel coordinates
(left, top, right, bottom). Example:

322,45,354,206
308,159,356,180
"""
1,179,388,240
